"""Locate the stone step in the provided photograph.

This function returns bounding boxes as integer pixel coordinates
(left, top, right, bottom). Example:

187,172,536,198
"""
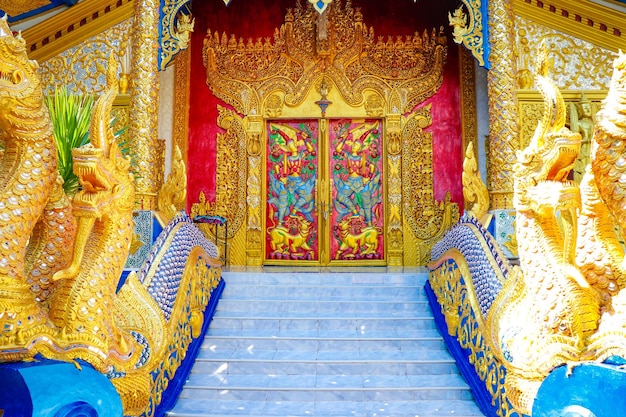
208,316,438,331
168,270,484,417
169,399,484,417
200,334,448,351
215,300,433,315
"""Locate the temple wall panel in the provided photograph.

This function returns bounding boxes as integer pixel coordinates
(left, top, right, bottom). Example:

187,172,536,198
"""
514,15,617,91
39,19,133,95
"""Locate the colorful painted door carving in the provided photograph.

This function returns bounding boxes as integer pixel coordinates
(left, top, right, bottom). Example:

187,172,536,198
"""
265,119,384,265
330,119,384,261
266,120,319,261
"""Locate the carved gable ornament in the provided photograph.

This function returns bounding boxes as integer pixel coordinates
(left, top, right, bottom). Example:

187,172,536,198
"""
202,0,447,116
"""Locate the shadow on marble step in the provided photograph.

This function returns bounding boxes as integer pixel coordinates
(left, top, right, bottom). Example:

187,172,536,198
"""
189,358,460,376
199,335,448,351
182,372,469,389
204,328,443,339
220,285,428,300
215,300,433,315
178,386,474,402
208,317,438,331
168,398,484,417
194,347,455,361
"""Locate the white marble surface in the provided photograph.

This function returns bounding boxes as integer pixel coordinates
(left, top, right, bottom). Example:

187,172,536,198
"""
168,270,485,417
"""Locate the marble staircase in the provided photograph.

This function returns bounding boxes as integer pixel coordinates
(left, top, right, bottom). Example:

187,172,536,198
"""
167,269,484,417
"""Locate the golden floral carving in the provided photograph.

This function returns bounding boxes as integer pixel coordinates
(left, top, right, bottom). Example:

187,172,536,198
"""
515,16,617,90
459,46,478,169
160,1,194,69
402,105,460,265
364,93,384,118
202,1,446,116
173,48,191,165
487,0,518,209
39,20,133,95
191,107,247,245
518,101,544,149
246,156,263,266
265,93,284,118
129,0,162,209
448,1,485,67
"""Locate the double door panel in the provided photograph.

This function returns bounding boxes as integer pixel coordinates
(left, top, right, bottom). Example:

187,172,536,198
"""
265,118,385,265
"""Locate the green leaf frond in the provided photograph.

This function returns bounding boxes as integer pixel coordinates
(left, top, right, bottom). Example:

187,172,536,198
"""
45,87,95,196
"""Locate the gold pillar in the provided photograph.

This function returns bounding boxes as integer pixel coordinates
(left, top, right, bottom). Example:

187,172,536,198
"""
487,0,518,209
245,114,264,266
129,0,163,209
174,48,191,168
386,113,403,267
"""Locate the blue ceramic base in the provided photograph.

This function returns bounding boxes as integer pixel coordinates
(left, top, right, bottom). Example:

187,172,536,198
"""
533,359,626,417
0,359,122,417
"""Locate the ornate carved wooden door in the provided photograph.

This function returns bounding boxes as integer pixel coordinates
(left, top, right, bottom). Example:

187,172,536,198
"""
328,119,384,263
265,120,320,262
264,118,385,265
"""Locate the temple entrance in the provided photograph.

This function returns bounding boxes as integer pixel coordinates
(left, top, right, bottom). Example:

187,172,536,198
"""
197,1,458,267
264,118,385,266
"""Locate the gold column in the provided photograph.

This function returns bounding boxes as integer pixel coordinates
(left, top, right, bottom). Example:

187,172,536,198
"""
173,48,191,168
386,113,403,266
487,0,519,209
245,114,264,266
129,0,163,209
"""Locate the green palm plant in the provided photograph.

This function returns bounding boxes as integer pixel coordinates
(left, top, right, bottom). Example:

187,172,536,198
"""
45,88,136,196
45,87,94,196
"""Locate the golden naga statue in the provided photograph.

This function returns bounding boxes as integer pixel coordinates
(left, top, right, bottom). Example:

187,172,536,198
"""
0,17,222,415
487,42,599,412
0,16,144,368
485,46,626,413
0,15,76,352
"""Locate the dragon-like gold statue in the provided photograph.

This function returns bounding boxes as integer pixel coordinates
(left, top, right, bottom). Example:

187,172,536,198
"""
0,17,222,416
0,15,76,353
486,42,601,413
580,51,626,361
428,43,626,417
485,47,626,414
45,54,148,372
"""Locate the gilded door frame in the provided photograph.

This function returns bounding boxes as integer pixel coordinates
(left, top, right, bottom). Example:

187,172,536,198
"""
196,2,459,267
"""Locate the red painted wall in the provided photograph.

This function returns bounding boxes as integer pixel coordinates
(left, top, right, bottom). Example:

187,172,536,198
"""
187,0,463,212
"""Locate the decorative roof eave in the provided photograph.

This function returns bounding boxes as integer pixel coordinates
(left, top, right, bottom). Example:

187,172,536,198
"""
448,0,490,69
21,0,134,63
511,0,625,53
159,0,194,70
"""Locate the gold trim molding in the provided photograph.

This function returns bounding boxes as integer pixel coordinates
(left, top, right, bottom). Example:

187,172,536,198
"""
173,48,191,166
512,0,626,53
487,0,519,210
